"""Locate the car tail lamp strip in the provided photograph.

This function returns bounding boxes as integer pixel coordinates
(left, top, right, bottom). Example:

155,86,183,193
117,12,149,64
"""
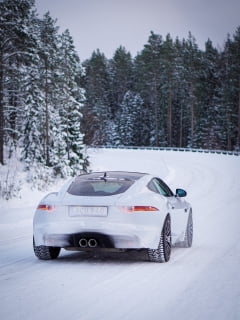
37,204,56,212
120,206,159,213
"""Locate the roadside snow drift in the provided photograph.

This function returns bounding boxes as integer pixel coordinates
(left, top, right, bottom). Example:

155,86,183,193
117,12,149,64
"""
0,148,240,320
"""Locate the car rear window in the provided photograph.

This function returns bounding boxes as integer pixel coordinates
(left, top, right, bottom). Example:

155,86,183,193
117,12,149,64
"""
67,172,145,196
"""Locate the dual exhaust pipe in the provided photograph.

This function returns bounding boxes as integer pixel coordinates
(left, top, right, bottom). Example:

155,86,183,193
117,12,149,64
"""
79,238,98,248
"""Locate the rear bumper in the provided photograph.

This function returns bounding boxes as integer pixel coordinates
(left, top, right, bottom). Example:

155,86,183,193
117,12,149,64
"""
33,221,163,249
42,232,140,250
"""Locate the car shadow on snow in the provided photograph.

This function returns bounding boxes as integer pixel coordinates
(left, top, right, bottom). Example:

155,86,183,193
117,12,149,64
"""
56,249,150,264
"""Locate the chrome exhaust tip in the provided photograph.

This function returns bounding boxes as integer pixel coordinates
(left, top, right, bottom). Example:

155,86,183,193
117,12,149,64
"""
88,238,98,248
79,238,88,248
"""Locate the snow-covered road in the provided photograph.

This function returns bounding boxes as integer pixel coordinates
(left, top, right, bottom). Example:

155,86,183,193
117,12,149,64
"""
0,149,240,320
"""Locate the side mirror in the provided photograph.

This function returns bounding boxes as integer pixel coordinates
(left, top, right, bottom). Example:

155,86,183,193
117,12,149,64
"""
175,188,187,197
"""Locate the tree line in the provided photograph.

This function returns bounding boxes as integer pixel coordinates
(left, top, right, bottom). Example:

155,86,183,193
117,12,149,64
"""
82,30,240,151
1,0,240,181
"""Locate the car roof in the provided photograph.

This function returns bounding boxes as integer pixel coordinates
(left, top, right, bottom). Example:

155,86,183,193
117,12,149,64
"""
75,171,148,182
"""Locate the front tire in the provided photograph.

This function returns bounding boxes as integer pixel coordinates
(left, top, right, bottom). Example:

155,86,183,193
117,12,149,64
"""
176,210,193,248
33,238,61,260
183,211,193,248
148,214,171,263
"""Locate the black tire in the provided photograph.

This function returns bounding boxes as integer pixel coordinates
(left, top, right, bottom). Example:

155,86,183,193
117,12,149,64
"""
33,238,61,260
148,214,171,263
176,210,193,248
183,210,193,247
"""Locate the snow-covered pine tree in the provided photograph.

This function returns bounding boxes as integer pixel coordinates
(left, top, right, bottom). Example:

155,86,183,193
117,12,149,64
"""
160,34,177,147
22,12,87,180
54,29,87,176
22,11,60,173
23,66,45,166
134,32,167,146
221,28,240,150
233,27,240,151
172,37,187,148
109,46,133,115
131,93,144,146
104,120,120,146
181,33,202,148
118,90,144,146
118,91,135,145
82,49,111,145
0,0,35,164
195,39,224,150
38,12,60,167
22,10,46,167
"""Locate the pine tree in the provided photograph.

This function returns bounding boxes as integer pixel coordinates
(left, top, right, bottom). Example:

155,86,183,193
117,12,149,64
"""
134,32,166,146
55,29,86,176
82,49,111,145
38,12,60,166
172,37,187,147
131,93,144,145
181,33,202,148
109,46,133,115
0,0,35,164
22,10,45,166
221,28,240,150
118,91,144,146
23,64,46,166
22,14,87,176
22,12,59,168
233,27,240,150
196,39,224,149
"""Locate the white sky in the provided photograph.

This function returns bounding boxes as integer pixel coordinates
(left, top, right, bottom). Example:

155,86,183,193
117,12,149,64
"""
35,0,240,61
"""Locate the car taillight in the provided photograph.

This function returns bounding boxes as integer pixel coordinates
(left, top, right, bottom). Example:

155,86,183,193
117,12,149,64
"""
120,206,159,213
37,204,56,212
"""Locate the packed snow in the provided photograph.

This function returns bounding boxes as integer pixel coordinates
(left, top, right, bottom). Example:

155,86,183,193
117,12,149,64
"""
0,148,240,320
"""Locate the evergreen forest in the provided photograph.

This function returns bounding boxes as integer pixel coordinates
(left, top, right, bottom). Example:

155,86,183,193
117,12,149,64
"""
83,32,240,151
1,0,240,188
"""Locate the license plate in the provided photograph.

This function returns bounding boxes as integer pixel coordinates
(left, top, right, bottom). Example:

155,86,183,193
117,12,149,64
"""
69,206,108,217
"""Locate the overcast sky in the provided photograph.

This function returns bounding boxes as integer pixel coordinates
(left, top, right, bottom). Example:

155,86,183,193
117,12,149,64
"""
35,0,240,61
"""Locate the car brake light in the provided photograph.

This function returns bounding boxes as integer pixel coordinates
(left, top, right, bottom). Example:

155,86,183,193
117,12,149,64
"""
120,206,159,213
37,204,56,212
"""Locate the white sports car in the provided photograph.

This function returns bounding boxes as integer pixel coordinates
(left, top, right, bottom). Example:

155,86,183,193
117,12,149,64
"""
33,171,193,263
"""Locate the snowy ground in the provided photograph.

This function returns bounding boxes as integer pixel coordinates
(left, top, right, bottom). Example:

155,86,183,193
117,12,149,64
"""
0,148,240,320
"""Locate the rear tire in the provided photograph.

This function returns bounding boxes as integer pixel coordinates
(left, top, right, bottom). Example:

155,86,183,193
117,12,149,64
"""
148,214,171,263
33,238,61,260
